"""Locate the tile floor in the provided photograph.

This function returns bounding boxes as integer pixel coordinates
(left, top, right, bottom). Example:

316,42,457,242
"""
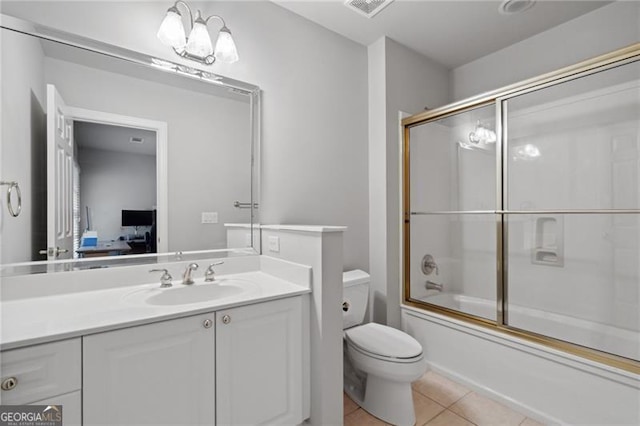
343,371,546,426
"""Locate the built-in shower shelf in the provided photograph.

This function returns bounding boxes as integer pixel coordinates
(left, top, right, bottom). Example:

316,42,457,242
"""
531,217,564,267
533,249,562,266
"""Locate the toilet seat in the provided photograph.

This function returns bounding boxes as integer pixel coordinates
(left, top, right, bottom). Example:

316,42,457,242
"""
345,323,423,363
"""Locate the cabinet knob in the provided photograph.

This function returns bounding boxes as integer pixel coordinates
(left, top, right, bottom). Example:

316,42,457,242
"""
1,377,18,391
203,319,213,329
222,315,231,325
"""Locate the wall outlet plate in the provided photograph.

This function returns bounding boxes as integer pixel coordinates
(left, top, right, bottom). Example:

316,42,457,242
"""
201,212,218,224
268,236,280,253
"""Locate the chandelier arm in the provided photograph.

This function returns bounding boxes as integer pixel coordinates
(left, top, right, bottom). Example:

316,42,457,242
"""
174,0,194,29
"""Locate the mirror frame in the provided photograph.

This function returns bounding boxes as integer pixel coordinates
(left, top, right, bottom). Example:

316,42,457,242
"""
0,14,261,276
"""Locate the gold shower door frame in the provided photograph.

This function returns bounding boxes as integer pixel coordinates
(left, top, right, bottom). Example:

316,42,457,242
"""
401,43,640,374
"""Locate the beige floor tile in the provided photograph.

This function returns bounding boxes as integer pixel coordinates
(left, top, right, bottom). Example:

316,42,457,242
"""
344,392,360,416
425,409,475,426
344,408,390,426
521,418,546,426
413,391,446,425
450,393,526,426
412,371,471,407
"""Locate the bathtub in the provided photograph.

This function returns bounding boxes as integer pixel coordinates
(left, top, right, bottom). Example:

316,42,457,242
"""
418,293,639,361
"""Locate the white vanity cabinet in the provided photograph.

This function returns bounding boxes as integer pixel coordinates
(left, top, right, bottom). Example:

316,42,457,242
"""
82,295,306,426
216,296,304,426
0,339,82,426
83,313,216,426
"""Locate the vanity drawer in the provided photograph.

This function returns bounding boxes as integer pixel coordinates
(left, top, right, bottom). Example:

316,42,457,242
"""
32,390,82,426
0,339,81,404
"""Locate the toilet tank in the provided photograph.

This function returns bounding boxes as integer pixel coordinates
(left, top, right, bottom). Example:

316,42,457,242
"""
342,270,370,329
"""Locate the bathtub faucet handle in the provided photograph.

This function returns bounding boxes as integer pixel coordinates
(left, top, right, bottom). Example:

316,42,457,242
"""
421,254,439,276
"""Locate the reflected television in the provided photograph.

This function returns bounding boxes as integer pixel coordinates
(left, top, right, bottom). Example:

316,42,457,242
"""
121,210,154,227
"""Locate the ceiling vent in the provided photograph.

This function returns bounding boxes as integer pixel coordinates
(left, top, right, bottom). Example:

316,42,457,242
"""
344,0,395,18
129,137,145,144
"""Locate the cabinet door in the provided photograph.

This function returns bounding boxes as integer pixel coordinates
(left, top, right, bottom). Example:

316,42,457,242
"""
216,296,303,426
83,314,215,426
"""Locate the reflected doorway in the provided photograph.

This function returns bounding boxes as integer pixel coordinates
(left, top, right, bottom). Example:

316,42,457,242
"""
75,121,157,258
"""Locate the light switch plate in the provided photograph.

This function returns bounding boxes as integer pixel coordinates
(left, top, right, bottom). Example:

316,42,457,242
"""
268,236,280,253
201,212,218,224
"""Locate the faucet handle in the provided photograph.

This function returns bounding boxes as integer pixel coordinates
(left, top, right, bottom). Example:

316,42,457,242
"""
421,254,439,276
204,261,224,282
149,268,173,288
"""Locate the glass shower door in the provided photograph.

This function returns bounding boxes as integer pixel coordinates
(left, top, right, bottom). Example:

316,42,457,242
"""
407,103,498,321
504,60,640,361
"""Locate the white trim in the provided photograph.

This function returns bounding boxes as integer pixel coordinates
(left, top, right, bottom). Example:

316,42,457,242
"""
259,225,347,233
67,107,168,253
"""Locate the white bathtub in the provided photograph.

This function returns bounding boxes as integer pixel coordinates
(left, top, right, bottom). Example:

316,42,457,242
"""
419,293,639,361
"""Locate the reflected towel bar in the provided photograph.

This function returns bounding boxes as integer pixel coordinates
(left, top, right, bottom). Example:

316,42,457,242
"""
233,201,258,209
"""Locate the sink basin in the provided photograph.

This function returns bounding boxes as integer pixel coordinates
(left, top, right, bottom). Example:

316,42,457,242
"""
129,278,257,306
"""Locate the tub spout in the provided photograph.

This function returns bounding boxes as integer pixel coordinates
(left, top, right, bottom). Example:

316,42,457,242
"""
425,280,443,291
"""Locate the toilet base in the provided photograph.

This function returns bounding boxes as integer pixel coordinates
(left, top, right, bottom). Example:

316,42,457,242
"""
361,375,416,426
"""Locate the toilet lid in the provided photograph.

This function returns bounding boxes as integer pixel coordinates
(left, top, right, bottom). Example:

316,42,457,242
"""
345,323,423,359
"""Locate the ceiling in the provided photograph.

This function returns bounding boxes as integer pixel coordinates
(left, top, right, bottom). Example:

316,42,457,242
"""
273,0,611,68
75,122,157,156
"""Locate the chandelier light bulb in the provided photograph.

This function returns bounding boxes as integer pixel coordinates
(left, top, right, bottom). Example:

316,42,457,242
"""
157,8,186,49
214,27,239,64
186,16,214,57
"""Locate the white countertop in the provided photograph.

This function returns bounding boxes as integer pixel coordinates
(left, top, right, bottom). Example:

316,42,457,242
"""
0,271,310,351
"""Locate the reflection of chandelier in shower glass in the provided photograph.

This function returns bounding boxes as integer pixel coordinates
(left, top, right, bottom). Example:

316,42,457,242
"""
458,121,497,151
468,121,497,144
512,144,541,161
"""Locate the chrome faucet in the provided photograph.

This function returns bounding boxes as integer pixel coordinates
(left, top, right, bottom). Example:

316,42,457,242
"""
149,268,173,288
182,263,199,285
425,280,443,291
204,261,224,282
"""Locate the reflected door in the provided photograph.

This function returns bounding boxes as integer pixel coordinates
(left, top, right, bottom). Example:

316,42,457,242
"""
45,84,74,260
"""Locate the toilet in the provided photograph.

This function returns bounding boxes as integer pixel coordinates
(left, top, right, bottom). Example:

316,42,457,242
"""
343,270,427,426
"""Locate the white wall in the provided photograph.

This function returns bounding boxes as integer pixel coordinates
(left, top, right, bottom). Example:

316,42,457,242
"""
368,37,449,327
367,38,387,324
451,1,640,101
0,29,47,263
78,148,156,242
0,1,370,269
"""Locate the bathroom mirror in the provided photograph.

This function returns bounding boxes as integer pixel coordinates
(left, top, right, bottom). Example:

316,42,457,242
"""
0,15,260,275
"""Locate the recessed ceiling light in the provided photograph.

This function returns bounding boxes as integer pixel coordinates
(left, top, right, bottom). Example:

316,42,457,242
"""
499,0,535,15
